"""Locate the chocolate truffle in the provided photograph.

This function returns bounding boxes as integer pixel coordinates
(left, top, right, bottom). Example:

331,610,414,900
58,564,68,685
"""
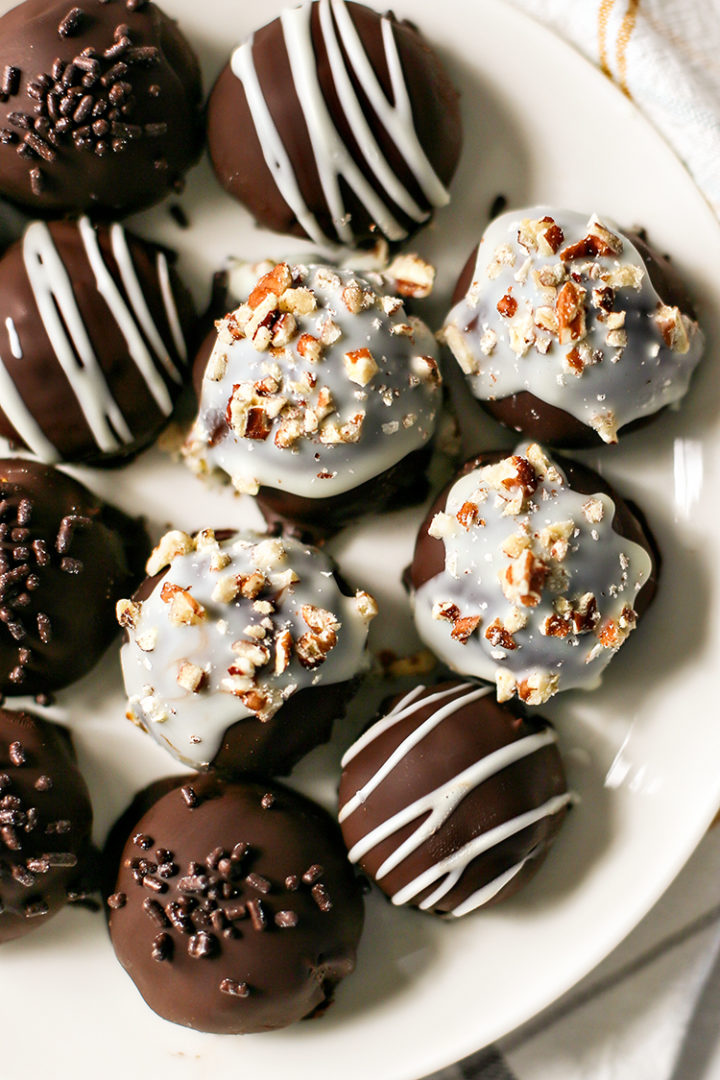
407,442,658,706
0,0,203,217
0,707,93,942
0,197,26,252
206,0,462,248
442,208,704,447
118,528,377,776
0,458,148,696
0,218,196,466
338,681,571,915
107,774,365,1033
185,259,442,539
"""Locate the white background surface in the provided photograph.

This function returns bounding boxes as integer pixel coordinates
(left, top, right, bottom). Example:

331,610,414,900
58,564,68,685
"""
1,1,719,1078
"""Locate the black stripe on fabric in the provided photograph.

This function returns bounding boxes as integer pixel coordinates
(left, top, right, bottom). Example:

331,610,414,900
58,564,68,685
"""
459,1046,520,1080
501,901,720,1052
421,1045,519,1080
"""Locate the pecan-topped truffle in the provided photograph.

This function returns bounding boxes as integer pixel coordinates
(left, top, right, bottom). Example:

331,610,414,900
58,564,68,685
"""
339,681,571,915
0,458,148,696
0,218,196,465
107,774,365,1033
206,0,462,248
0,0,203,217
118,528,377,776
185,259,442,539
0,707,93,943
407,443,658,706
442,208,704,447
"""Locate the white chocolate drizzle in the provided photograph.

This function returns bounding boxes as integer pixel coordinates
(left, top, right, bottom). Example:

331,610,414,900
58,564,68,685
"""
230,0,450,247
0,219,188,461
339,682,571,916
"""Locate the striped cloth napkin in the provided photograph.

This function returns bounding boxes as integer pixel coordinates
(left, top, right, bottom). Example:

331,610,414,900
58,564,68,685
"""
425,2,720,1077
426,824,720,1080
506,0,720,219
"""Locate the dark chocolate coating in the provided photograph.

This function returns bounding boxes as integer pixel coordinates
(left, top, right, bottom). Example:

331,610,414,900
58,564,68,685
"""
0,219,197,465
254,443,434,543
338,680,569,914
0,458,149,695
0,707,93,942
207,1,462,246
450,232,697,449
0,0,203,217
407,450,660,618
107,774,365,1033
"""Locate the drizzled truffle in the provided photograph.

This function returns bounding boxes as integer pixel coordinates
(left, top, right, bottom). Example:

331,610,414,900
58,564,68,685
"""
338,681,571,915
207,0,462,249
185,259,442,539
118,528,377,776
0,458,148,696
442,208,704,447
107,774,365,1033
407,443,658,706
0,707,93,942
0,218,195,466
0,0,203,217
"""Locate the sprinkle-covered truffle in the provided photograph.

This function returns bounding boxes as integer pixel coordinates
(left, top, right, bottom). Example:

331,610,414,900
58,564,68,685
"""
0,458,148,696
107,775,365,1033
0,707,93,943
0,0,204,216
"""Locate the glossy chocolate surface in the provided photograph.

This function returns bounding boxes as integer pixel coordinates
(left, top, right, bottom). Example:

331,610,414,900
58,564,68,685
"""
0,707,93,942
0,458,148,695
107,774,364,1033
339,680,570,915
0,0,203,217
207,1,461,247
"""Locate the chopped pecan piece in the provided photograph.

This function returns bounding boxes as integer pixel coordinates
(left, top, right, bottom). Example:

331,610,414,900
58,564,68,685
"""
450,614,481,644
249,263,292,309
485,618,518,650
556,280,587,344
497,292,518,318
160,584,206,626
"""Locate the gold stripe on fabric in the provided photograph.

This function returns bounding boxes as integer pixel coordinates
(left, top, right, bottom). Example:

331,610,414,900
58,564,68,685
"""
598,0,616,77
617,0,640,96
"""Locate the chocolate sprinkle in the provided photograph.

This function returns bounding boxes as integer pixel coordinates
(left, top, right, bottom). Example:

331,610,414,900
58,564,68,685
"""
274,909,298,929
311,883,332,912
151,931,173,962
219,978,249,998
58,7,84,38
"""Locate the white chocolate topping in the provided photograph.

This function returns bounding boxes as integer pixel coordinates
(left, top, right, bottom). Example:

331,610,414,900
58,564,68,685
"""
412,443,653,704
185,261,441,499
442,208,704,442
119,528,376,768
0,219,187,462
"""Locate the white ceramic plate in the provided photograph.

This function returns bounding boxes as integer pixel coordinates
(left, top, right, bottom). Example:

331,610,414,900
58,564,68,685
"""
2,1,720,1078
